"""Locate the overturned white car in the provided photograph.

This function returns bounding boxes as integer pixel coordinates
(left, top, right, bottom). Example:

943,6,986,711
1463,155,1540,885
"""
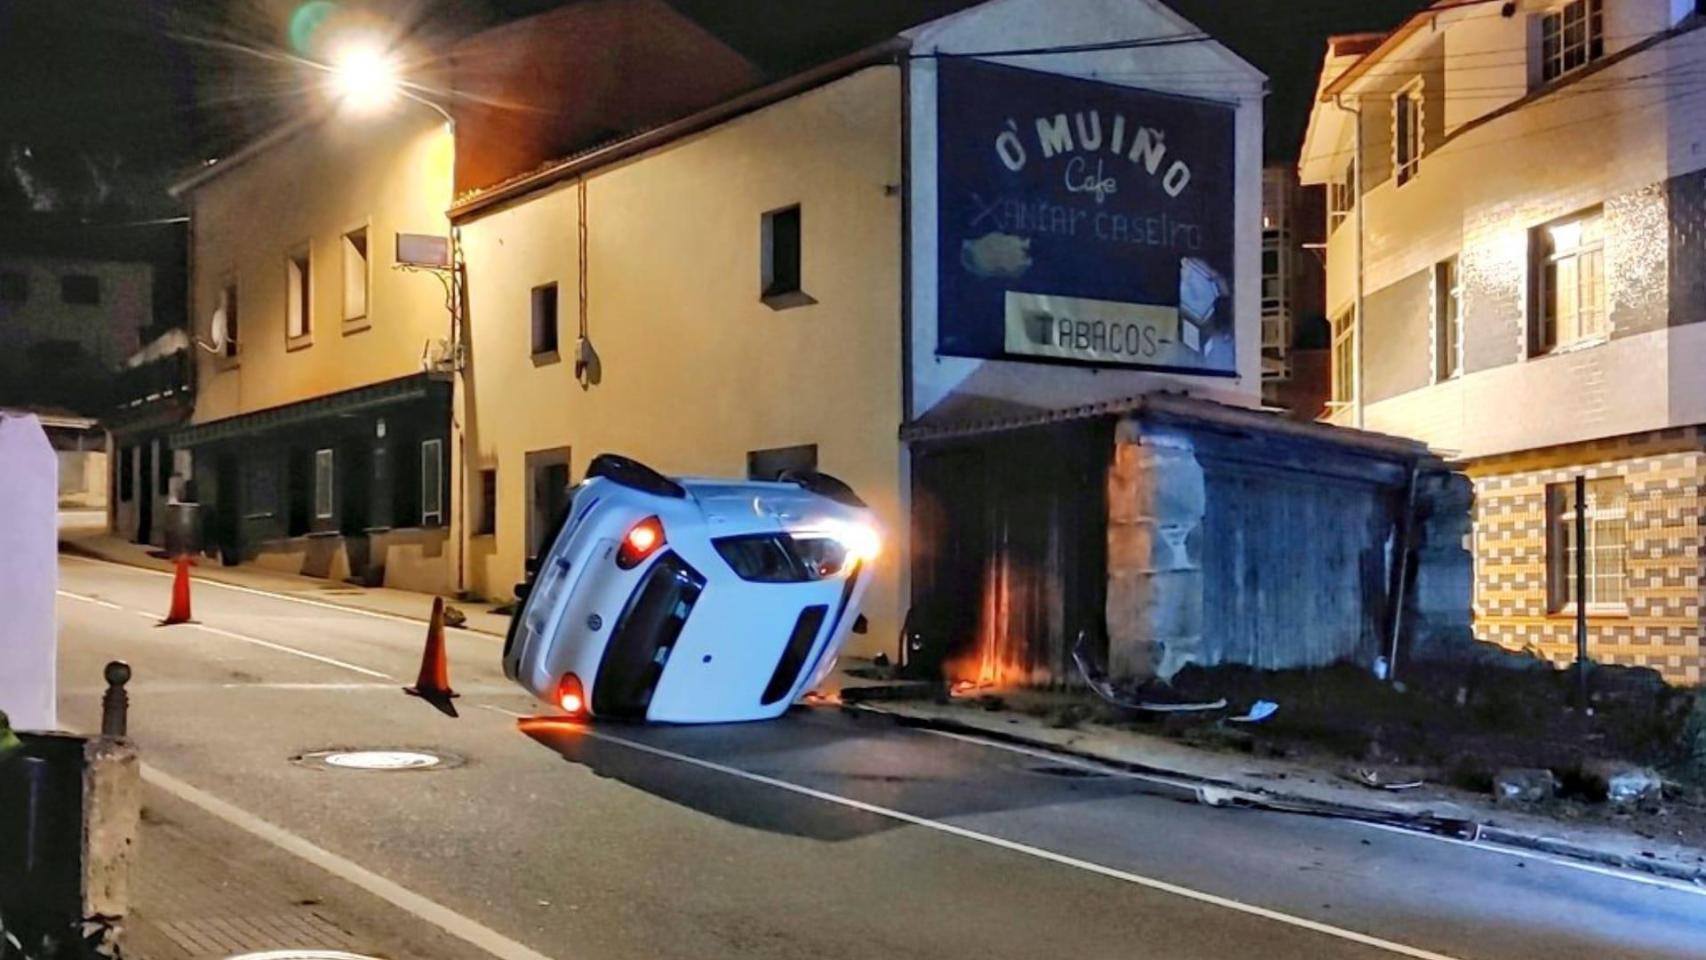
502,454,880,723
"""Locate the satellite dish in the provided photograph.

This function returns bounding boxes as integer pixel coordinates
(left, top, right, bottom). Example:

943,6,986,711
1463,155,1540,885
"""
209,304,228,351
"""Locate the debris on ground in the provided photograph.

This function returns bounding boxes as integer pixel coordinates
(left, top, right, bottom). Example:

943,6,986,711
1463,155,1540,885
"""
930,649,1706,844
441,604,468,629
1494,767,1557,805
1351,768,1424,791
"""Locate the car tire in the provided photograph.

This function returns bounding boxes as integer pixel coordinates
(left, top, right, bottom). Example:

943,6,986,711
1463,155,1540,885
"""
779,469,866,508
587,453,686,499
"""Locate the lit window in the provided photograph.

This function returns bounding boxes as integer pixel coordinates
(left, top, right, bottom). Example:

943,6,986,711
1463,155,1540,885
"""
314,448,335,520
287,249,312,339
1541,0,1605,83
1546,476,1625,611
1330,309,1355,406
421,438,443,527
342,227,369,322
1434,256,1462,381
1533,207,1606,353
1328,166,1356,232
1393,81,1422,186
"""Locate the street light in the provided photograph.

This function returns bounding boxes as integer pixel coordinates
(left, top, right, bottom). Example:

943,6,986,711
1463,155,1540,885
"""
324,38,466,595
328,40,400,114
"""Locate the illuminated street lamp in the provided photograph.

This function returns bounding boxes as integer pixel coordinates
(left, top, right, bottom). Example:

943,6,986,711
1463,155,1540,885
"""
328,41,400,114
324,37,467,593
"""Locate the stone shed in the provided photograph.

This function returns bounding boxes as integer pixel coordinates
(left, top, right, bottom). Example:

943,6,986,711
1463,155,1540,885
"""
905,394,1472,687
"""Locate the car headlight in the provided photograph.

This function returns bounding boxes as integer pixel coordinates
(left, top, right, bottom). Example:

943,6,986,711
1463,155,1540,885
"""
825,521,881,563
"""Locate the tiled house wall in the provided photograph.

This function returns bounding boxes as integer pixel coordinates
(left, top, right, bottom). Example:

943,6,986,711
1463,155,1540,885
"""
1472,429,1706,685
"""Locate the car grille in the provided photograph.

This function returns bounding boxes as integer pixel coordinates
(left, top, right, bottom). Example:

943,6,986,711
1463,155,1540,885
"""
592,554,705,718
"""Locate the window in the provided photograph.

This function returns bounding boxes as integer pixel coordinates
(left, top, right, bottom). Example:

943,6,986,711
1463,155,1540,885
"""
1330,310,1355,406
421,438,443,526
1434,256,1462,381
220,283,239,358
747,444,818,481
1546,476,1626,611
1393,81,1422,186
1328,165,1356,232
526,448,572,560
477,468,497,536
286,249,311,340
60,274,100,305
761,205,812,308
1542,0,1605,83
0,271,26,304
342,227,369,322
531,283,559,356
118,446,134,502
314,449,335,520
1533,207,1606,354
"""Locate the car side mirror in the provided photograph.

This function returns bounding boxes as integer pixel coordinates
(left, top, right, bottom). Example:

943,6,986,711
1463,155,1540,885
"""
852,614,869,635
513,581,531,600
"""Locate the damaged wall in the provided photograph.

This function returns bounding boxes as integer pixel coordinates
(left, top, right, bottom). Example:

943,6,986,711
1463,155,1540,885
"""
1106,405,1473,682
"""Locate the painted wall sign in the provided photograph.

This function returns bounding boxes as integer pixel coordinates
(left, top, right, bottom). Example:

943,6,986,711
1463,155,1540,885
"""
937,58,1237,375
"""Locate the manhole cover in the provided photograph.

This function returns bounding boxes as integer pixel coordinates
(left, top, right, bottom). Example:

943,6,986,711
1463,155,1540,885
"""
1029,764,1111,779
225,953,384,960
292,749,462,772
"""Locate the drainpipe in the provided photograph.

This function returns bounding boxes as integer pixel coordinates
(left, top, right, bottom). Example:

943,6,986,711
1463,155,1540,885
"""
1335,94,1366,431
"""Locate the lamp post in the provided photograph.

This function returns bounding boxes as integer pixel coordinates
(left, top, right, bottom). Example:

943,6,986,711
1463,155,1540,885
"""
328,43,469,596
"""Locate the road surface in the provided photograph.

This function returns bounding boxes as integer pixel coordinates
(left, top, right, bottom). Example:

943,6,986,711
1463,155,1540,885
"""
54,554,1706,960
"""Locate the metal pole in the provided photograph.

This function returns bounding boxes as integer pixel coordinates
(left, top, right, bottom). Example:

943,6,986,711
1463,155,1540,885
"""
1575,474,1589,708
101,661,132,738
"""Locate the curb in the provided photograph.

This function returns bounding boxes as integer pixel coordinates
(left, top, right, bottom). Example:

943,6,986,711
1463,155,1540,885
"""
845,700,1706,888
58,540,510,639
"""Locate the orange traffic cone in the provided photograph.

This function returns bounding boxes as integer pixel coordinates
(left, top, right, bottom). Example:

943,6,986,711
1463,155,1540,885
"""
405,597,459,704
160,556,193,625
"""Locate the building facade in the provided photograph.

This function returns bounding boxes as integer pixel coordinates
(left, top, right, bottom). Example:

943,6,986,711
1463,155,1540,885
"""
169,109,460,590
164,0,753,593
1301,0,1706,682
1259,165,1330,418
453,0,1267,666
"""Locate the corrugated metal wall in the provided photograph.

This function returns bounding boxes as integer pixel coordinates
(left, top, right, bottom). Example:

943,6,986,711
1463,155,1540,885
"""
1198,459,1393,670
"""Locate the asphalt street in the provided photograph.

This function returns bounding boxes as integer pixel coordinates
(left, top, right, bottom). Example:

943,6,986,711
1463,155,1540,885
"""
53,554,1706,960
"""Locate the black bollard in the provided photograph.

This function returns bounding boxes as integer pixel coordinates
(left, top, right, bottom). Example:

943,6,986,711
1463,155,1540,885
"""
101,660,132,739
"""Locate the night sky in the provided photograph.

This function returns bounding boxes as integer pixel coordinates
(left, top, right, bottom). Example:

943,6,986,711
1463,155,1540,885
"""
0,0,1422,218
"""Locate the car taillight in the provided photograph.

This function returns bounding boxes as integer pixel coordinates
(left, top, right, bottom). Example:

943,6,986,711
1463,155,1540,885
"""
615,516,665,570
557,673,587,715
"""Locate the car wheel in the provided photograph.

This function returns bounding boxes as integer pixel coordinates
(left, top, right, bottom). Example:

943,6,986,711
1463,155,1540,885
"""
587,454,686,498
780,469,865,508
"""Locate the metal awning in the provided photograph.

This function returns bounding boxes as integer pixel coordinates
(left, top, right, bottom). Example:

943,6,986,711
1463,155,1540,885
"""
169,373,449,448
902,392,1434,462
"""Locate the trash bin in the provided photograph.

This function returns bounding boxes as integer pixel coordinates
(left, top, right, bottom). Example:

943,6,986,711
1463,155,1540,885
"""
164,501,202,558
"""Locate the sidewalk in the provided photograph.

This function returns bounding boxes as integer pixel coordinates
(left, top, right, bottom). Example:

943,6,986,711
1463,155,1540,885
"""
59,527,511,638
128,783,472,960
840,673,1706,887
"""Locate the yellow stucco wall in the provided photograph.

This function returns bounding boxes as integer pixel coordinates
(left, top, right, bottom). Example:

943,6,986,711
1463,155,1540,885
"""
187,111,455,423
459,65,905,654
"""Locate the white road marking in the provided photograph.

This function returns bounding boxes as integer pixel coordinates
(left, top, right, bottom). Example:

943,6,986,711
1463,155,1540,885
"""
478,706,1463,960
59,582,393,681
62,554,453,631
188,623,394,680
56,589,122,610
914,719,1706,899
141,764,560,960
